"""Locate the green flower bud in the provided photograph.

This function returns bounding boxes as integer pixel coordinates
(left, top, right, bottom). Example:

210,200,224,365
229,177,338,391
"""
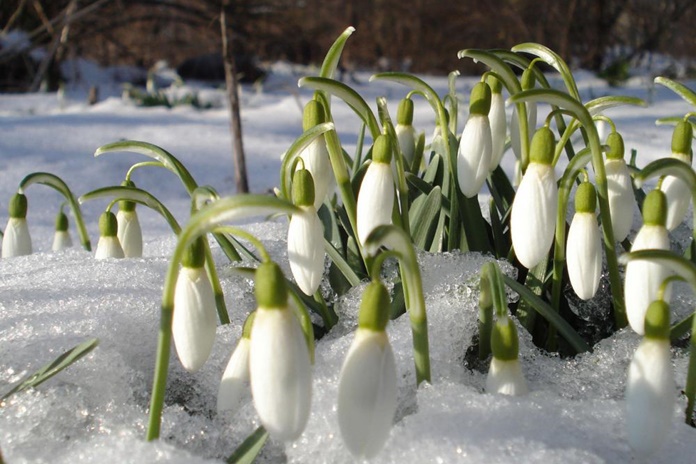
119,180,136,212
605,132,625,160
575,182,597,214
521,68,536,90
372,134,393,164
397,97,414,126
486,74,503,94
642,189,667,226
9,193,28,219
671,120,693,156
292,168,316,207
357,280,391,332
55,211,69,232
182,236,206,268
643,300,670,340
469,82,492,116
98,211,118,237
529,126,555,165
255,261,288,309
491,317,519,361
302,100,326,131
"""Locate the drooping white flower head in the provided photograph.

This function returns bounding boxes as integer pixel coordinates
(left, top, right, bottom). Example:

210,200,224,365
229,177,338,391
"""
172,237,217,372
395,97,417,168
94,211,125,259
626,300,675,457
625,190,671,335
338,280,397,459
357,135,395,246
116,181,143,257
249,261,312,441
661,120,693,231
299,100,333,210
457,81,493,198
510,126,557,269
567,182,602,300
2,193,32,258
288,169,325,296
51,210,73,251
487,75,507,170
217,313,254,416
604,132,635,242
510,68,537,161
486,316,528,396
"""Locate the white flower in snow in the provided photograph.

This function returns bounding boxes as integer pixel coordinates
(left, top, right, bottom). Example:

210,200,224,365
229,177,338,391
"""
2,193,32,258
357,135,394,246
52,210,73,251
94,211,125,259
299,100,333,209
626,300,675,458
172,238,217,372
604,132,635,242
217,314,254,416
661,120,693,231
486,316,528,396
487,75,507,170
249,262,311,441
457,82,493,198
116,185,143,257
510,126,557,269
625,190,671,335
395,97,416,168
338,281,397,459
567,182,602,300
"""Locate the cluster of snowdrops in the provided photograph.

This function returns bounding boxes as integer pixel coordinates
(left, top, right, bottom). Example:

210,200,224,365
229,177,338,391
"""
3,28,696,461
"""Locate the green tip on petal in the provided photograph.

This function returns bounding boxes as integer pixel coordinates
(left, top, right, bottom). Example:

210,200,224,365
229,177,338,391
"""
255,261,288,309
119,180,136,212
292,168,316,207
529,126,555,165
99,211,119,237
575,182,597,213
302,99,326,131
55,211,69,232
358,280,391,332
9,193,28,219
521,68,536,90
486,74,503,94
397,97,414,125
372,134,393,164
469,82,492,115
491,317,519,361
643,299,670,340
181,236,206,268
605,132,625,160
642,189,667,226
671,120,693,155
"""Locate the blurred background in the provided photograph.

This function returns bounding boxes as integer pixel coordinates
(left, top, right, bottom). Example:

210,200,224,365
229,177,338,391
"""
2,0,696,92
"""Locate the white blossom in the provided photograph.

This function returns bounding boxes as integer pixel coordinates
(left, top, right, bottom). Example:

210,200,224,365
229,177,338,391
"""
288,205,325,296
357,161,394,246
52,230,73,251
605,158,634,242
486,357,529,396
217,337,251,416
117,209,143,258
566,212,602,300
457,113,492,198
94,236,125,259
2,218,32,258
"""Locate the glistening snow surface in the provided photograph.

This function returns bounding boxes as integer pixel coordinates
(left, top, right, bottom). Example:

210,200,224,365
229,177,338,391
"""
1,60,696,463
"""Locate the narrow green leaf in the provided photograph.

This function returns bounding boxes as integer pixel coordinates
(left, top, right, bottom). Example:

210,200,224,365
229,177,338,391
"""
324,238,361,287
227,426,269,464
511,43,579,99
655,77,696,107
319,27,356,80
585,95,647,116
409,186,442,249
457,49,521,95
671,313,693,342
489,197,508,259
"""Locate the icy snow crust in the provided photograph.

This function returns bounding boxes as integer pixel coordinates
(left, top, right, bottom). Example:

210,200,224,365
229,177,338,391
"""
1,63,696,462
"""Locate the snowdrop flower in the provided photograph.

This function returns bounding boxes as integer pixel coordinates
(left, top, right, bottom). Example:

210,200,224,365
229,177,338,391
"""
338,280,397,459
2,193,32,258
249,261,312,441
660,120,693,231
52,210,73,251
510,68,537,161
287,168,325,296
94,211,125,259
395,97,417,168
486,316,528,396
625,189,671,335
510,126,558,269
357,134,395,246
488,75,507,170
217,313,254,416
567,182,602,300
172,237,217,372
116,180,143,258
626,299,675,457
299,100,333,210
457,81,493,198
604,132,634,242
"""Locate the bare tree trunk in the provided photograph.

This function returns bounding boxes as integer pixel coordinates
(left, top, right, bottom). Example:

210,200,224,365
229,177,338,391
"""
220,2,249,194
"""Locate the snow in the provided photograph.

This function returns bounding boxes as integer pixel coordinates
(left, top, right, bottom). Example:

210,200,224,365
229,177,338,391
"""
1,58,696,463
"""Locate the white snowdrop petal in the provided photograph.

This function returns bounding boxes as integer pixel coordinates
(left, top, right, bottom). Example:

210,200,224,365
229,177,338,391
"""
395,123,416,166
217,337,251,415
357,162,394,246
566,212,602,300
605,159,635,242
288,206,325,296
338,329,397,459
661,174,691,231
626,339,675,457
172,266,217,372
249,307,312,441
510,163,557,269
489,92,507,169
94,236,125,259
457,114,493,198
117,210,143,258
1,218,32,258
625,225,671,335
300,138,333,210
486,357,529,396
52,230,73,251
